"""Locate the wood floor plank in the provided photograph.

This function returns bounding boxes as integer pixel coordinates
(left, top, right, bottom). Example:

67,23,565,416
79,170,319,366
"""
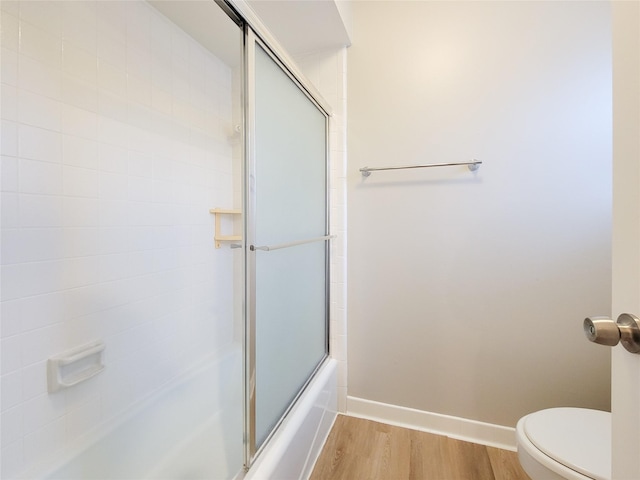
309,415,360,479
487,446,532,480
383,420,411,478
408,427,451,479
370,427,394,477
310,415,531,480
446,437,496,480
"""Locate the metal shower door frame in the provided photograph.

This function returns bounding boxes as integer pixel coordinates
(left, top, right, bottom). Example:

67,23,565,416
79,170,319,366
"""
241,24,331,469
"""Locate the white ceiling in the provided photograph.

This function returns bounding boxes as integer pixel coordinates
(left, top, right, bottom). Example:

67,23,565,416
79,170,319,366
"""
149,0,351,68
149,1,242,66
246,0,352,55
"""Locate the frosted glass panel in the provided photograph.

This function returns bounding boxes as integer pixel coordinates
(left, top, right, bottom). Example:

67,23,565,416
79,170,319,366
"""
255,243,327,446
253,45,328,448
254,46,327,245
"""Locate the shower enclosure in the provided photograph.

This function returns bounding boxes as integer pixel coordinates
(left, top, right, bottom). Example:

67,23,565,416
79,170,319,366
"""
247,31,330,461
0,0,330,478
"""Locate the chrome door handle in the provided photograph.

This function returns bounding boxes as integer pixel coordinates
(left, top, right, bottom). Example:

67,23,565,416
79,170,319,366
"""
584,313,640,354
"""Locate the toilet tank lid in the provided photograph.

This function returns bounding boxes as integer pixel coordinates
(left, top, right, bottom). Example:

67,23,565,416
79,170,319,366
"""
524,407,611,480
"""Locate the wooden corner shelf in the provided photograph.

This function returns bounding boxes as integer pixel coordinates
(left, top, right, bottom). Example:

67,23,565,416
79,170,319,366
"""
210,208,242,248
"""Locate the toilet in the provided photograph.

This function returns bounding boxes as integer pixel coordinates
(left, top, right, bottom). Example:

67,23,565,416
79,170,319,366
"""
516,407,611,480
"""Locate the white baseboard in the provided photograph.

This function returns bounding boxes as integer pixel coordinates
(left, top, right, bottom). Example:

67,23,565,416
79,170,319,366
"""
346,396,517,451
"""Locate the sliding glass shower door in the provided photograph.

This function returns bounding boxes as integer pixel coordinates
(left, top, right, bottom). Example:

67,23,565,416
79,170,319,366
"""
245,36,330,461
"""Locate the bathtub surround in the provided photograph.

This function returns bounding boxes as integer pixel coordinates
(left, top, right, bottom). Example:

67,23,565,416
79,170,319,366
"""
26,350,243,479
347,0,612,436
0,1,243,477
0,0,350,477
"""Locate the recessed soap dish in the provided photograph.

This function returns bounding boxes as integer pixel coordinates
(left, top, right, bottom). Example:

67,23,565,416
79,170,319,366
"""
47,341,105,393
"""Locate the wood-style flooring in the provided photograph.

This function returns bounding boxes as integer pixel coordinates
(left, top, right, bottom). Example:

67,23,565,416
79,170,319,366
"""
310,415,531,480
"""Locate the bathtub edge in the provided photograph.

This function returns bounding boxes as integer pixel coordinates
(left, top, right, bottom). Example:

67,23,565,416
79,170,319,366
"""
244,358,338,480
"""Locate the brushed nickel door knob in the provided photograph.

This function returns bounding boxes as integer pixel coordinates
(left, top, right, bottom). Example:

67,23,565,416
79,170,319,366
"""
584,313,640,354
584,316,620,346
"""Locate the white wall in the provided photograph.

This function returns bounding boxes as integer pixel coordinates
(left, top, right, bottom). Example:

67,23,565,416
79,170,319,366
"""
0,1,241,477
347,1,612,428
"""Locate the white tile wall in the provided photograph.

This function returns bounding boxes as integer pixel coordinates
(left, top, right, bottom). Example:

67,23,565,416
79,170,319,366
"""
0,1,241,477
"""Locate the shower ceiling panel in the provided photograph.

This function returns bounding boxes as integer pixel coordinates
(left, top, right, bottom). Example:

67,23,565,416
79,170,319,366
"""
245,0,351,54
149,0,241,66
